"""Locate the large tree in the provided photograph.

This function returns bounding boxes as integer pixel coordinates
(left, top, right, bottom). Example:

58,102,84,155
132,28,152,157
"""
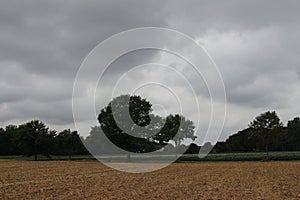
249,111,283,160
97,94,196,154
15,120,55,161
98,95,157,153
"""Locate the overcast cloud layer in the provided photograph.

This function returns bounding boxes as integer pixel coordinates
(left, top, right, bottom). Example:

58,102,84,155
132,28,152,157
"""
0,0,300,142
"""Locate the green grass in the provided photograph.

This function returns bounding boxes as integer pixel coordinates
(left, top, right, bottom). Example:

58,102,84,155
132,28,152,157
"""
178,151,300,162
1,152,300,162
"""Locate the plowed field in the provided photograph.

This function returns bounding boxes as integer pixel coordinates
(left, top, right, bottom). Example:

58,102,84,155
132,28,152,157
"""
1,160,300,199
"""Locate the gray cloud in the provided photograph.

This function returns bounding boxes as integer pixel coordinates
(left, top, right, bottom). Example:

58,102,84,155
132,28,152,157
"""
0,0,300,141
0,0,167,126
297,69,300,79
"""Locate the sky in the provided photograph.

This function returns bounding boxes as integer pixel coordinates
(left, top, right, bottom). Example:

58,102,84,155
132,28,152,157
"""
0,0,300,144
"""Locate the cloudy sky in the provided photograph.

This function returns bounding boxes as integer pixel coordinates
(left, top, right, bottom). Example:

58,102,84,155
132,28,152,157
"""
1,0,300,144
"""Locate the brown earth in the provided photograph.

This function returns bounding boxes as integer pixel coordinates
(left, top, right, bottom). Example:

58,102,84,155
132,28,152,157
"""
0,160,300,199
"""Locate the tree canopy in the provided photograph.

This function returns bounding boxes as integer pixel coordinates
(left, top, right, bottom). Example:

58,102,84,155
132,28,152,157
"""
97,94,196,153
248,111,283,160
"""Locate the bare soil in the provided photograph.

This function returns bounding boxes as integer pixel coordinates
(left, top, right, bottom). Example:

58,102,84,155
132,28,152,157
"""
0,160,300,199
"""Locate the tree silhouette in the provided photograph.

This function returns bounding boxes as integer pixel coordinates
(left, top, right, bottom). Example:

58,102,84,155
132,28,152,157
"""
97,94,196,153
98,94,154,153
56,129,84,160
249,111,283,160
0,128,8,155
1,109,300,158
0,126,20,155
15,120,55,161
154,114,196,147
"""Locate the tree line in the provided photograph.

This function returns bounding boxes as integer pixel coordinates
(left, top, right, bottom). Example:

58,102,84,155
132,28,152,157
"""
0,94,197,160
0,121,88,160
0,94,299,160
213,111,300,160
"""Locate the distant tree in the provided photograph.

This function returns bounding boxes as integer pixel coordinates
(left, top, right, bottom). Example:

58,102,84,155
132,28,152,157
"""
270,127,289,151
287,117,300,151
249,111,283,160
201,142,213,152
15,120,55,161
85,126,128,154
56,129,84,159
184,143,200,154
85,126,108,154
226,128,257,152
213,141,227,153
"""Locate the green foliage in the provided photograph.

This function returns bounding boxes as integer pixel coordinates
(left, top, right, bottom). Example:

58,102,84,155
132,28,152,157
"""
178,151,300,162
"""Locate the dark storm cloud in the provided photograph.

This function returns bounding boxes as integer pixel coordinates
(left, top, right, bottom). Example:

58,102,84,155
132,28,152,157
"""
0,0,167,78
0,0,299,140
0,0,168,126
